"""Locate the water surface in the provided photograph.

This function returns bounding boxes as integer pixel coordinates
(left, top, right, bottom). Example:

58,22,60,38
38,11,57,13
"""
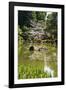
18,43,57,79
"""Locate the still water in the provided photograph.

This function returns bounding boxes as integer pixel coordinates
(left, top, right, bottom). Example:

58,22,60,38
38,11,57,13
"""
18,43,57,79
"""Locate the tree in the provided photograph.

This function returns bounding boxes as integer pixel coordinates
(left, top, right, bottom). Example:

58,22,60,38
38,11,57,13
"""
18,11,32,28
36,12,46,21
46,12,57,39
31,11,37,21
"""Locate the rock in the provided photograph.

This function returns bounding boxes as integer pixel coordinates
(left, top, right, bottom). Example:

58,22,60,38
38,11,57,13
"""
29,46,34,51
38,47,48,51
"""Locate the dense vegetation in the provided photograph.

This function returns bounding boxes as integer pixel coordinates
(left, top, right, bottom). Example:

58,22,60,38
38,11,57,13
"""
18,11,57,79
18,11,57,43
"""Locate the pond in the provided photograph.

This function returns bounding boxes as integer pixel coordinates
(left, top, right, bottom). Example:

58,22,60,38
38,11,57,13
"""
18,43,57,79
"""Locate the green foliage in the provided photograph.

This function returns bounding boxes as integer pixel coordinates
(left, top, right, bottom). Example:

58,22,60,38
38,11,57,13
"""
18,11,57,41
19,26,31,42
18,11,32,28
18,11,58,79
36,12,46,21
18,27,23,47
31,11,37,21
18,63,52,79
18,11,47,27
46,12,57,29
46,12,57,39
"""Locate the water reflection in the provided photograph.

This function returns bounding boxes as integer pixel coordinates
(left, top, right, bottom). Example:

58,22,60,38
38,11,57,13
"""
18,43,57,78
29,46,54,77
